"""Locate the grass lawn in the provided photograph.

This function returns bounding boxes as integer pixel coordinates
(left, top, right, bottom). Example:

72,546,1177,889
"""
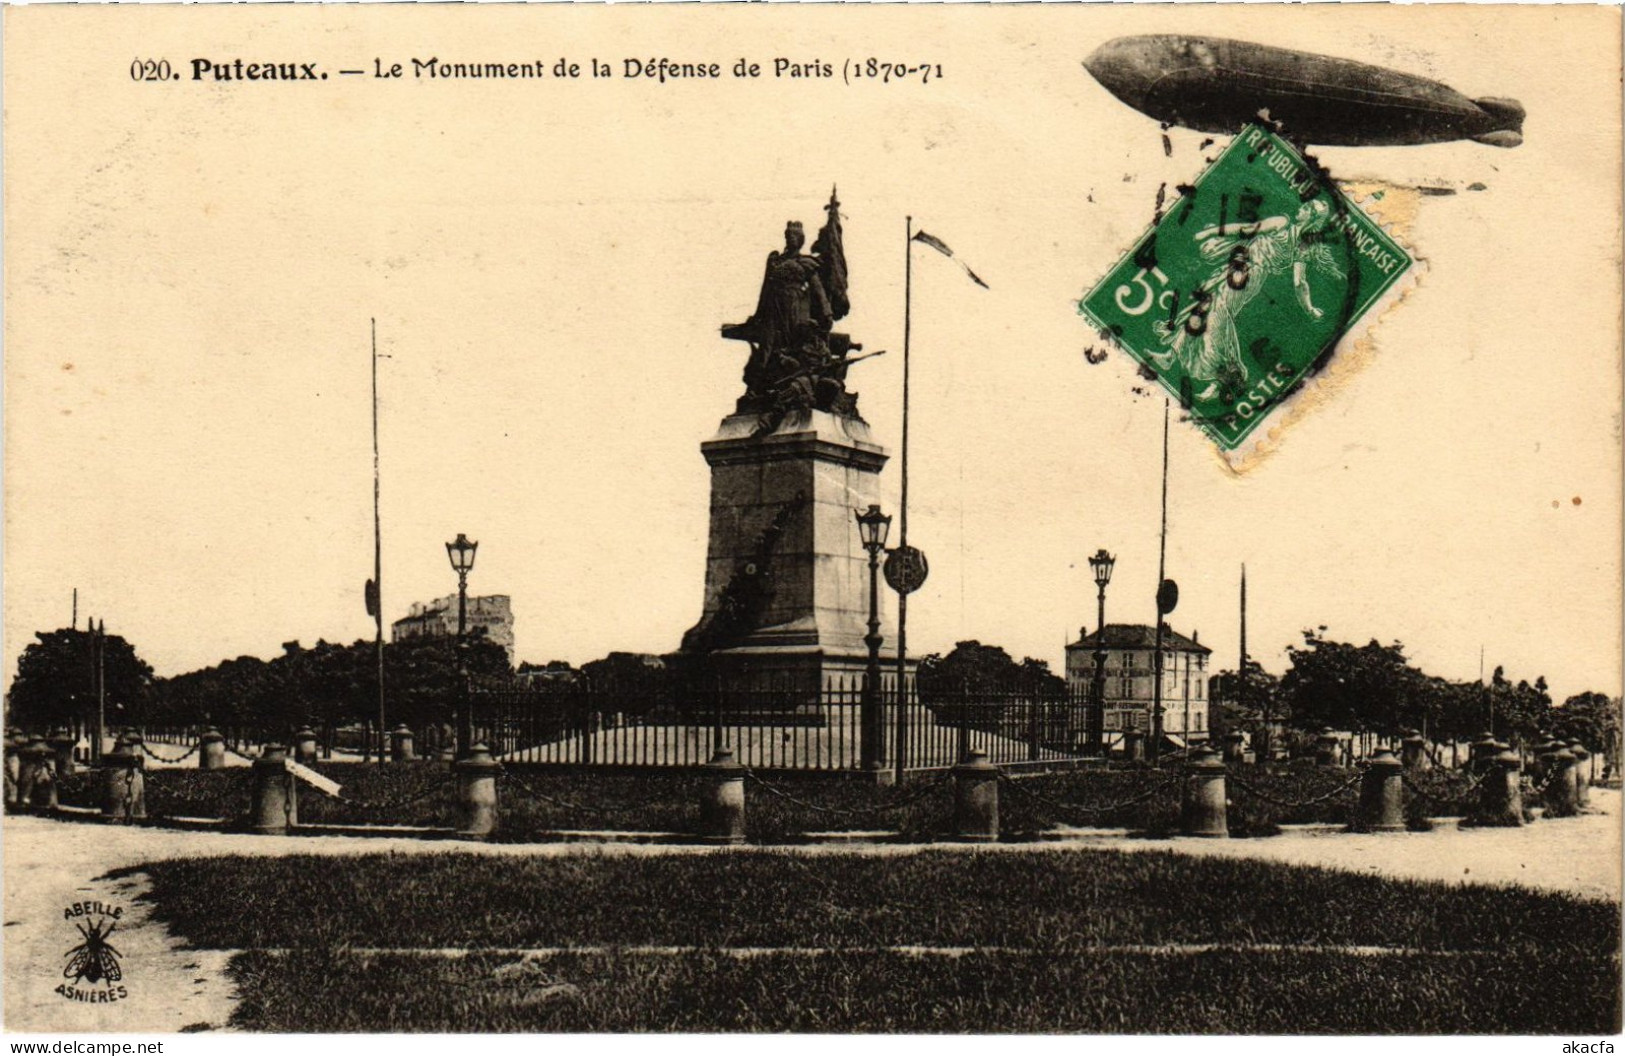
224,947,1601,1033
132,848,1621,1033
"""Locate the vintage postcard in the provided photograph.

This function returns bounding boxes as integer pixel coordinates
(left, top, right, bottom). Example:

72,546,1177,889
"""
3,3,1621,1045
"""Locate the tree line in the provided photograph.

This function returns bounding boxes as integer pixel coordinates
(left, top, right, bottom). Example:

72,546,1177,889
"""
6,625,1618,767
1210,627,1621,763
5,627,511,735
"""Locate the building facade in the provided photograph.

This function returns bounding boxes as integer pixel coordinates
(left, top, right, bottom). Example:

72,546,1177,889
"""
391,594,515,665
1064,623,1211,746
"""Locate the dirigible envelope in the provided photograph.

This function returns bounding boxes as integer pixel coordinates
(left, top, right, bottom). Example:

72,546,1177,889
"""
1085,35,1525,147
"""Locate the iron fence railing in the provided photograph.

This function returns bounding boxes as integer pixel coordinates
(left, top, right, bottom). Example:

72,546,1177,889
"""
102,678,1124,773
471,676,1104,773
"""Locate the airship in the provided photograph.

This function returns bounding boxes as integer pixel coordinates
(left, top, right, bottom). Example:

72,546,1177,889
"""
1085,35,1524,148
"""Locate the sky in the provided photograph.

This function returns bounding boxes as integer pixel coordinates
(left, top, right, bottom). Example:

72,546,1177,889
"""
5,4,1621,705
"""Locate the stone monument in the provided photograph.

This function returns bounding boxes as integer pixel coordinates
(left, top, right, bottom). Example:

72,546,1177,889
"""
680,189,896,699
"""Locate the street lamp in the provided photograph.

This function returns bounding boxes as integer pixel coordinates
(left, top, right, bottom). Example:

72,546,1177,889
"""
855,505,892,775
1086,549,1116,756
445,533,478,757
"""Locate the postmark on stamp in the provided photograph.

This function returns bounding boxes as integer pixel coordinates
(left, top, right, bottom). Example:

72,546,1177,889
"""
1079,123,1415,462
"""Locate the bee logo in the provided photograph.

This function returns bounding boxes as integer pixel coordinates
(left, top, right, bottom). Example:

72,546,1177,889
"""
63,918,122,985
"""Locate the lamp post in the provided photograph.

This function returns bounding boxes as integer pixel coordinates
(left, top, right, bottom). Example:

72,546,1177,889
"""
1086,549,1115,756
855,505,893,775
446,533,478,758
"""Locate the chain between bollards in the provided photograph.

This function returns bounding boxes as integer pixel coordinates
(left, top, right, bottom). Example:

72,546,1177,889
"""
1400,767,1488,811
997,768,1183,818
1228,770,1363,809
742,769,952,818
139,741,201,765
498,768,614,815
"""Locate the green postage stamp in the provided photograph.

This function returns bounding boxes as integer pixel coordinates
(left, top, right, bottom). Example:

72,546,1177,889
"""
1080,123,1414,458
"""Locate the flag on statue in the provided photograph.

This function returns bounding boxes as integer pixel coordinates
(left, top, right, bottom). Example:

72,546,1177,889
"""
813,186,850,320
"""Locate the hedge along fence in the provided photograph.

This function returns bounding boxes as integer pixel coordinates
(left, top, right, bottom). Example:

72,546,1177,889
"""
30,751,1496,846
41,760,943,842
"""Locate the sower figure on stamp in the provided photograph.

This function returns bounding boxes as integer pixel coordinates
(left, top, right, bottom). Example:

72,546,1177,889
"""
1151,198,1343,403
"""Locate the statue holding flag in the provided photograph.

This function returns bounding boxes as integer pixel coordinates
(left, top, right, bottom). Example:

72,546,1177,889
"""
722,188,869,423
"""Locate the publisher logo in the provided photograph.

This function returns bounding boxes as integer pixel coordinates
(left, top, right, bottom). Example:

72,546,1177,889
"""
57,900,128,1003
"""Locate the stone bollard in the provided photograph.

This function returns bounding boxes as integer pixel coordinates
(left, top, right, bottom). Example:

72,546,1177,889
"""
1222,730,1246,766
698,748,746,845
293,727,320,765
1527,739,1552,786
47,728,78,778
454,743,501,839
1356,749,1405,832
19,739,59,812
199,728,227,770
1122,730,1145,763
16,738,45,807
391,725,417,762
252,744,296,834
1180,746,1228,838
1401,731,1430,771
1471,749,1524,827
4,732,24,808
952,749,1000,843
1569,741,1591,809
1543,747,1579,818
1315,730,1342,767
100,743,145,820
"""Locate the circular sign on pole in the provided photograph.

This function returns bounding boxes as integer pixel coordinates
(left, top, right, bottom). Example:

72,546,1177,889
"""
1157,578,1180,615
884,546,929,595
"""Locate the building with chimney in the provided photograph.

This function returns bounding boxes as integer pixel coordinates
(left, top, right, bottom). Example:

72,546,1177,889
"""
1064,623,1211,748
391,594,515,665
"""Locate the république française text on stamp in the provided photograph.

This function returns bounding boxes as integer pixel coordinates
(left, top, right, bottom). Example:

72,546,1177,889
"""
1080,123,1414,460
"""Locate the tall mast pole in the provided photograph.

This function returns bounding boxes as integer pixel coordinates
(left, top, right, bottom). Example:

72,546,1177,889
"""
893,216,913,786
373,318,386,765
87,614,97,762
72,588,77,631
1240,563,1250,753
95,619,105,764
1151,400,1169,761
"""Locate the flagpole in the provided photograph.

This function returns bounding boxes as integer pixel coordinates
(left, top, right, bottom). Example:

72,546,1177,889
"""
1240,562,1249,754
95,619,105,765
1152,399,1169,761
373,318,386,765
893,215,912,786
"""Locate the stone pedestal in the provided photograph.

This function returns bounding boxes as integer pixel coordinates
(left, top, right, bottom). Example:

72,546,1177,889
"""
699,748,747,845
47,729,78,777
681,408,904,699
199,729,227,770
1181,747,1228,838
953,750,1000,843
101,748,144,820
454,743,500,840
252,745,296,834
1356,749,1405,832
